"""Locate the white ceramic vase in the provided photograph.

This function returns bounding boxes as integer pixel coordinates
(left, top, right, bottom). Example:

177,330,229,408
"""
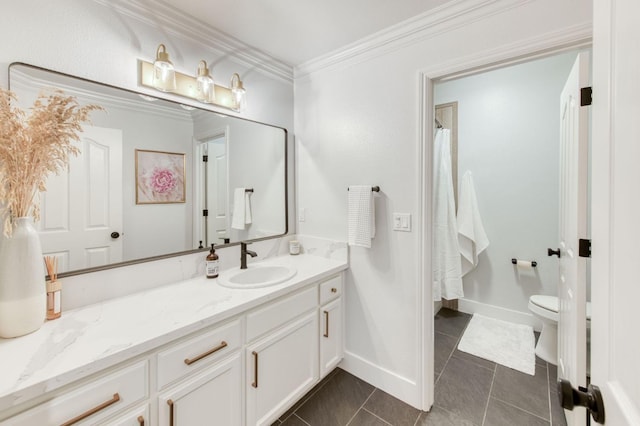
0,217,46,338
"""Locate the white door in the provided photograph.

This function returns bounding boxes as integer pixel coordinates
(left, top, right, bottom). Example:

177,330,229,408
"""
207,139,228,244
158,355,242,426
590,0,640,424
557,52,590,426
38,126,123,272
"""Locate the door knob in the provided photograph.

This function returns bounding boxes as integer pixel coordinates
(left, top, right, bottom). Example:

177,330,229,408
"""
547,248,561,258
558,379,605,424
110,232,120,239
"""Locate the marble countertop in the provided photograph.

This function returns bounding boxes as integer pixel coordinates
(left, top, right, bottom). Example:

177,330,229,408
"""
0,254,347,412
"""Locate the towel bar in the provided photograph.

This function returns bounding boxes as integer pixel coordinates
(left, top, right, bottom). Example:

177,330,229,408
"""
245,188,254,193
348,186,380,192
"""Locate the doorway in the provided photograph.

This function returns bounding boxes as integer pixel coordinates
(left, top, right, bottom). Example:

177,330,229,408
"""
428,49,590,425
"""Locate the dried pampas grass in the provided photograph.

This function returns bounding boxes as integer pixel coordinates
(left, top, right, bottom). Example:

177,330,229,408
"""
0,88,102,236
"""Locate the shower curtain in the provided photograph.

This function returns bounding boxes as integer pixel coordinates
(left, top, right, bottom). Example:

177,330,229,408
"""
433,128,464,301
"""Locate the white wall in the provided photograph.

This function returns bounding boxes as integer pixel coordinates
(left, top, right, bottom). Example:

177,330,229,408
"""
434,51,578,315
295,0,591,408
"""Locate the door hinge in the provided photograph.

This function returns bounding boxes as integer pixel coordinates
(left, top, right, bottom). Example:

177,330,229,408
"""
581,87,592,106
579,238,591,258
202,155,208,162
202,209,209,217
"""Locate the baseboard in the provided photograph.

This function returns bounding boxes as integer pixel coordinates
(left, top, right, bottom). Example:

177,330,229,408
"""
339,351,422,410
457,298,543,331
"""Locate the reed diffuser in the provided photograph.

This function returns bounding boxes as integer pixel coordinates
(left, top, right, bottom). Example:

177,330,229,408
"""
44,256,61,320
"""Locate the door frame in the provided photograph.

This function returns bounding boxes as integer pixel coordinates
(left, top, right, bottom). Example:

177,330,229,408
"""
417,36,592,409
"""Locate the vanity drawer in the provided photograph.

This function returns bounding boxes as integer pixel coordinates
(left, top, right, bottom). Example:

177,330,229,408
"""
4,361,148,426
320,275,342,305
246,286,317,342
157,319,241,389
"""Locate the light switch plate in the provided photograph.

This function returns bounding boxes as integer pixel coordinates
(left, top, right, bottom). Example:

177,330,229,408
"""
393,213,411,232
299,208,306,222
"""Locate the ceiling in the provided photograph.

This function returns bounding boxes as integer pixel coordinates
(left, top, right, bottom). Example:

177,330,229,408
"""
168,0,451,66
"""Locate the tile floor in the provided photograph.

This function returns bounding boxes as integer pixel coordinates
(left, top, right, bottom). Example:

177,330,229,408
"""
272,308,567,426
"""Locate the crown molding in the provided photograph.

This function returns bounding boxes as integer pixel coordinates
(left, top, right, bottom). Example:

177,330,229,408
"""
294,0,535,78
92,0,293,83
10,69,194,123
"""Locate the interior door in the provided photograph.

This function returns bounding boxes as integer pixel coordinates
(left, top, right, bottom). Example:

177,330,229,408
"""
38,126,123,272
591,0,640,423
557,52,589,426
207,139,228,244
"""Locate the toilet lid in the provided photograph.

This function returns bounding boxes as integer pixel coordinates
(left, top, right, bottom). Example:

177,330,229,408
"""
530,295,558,313
530,295,592,320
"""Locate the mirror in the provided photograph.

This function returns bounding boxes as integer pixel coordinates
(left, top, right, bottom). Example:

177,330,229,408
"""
9,63,288,276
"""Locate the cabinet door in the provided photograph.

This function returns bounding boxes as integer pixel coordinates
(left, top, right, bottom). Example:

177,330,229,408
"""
158,354,242,426
246,312,318,426
320,298,343,378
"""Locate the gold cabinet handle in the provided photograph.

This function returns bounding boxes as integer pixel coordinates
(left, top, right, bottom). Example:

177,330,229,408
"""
323,310,330,338
251,351,259,388
184,341,228,365
60,393,120,426
137,415,145,426
331,287,337,293
167,399,175,426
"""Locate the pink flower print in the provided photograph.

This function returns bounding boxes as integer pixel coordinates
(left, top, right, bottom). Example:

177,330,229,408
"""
149,167,177,194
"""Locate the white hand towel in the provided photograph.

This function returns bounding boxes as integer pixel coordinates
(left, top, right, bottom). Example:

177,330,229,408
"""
231,188,252,230
347,185,375,248
457,171,489,276
433,129,464,301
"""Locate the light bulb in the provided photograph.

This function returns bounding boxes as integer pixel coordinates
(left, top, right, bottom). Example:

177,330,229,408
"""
196,60,215,103
153,44,176,92
230,73,247,112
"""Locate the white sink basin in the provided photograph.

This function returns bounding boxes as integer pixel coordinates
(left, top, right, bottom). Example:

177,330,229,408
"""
218,265,297,289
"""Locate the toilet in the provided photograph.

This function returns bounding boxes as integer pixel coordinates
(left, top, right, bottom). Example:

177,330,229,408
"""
528,295,591,365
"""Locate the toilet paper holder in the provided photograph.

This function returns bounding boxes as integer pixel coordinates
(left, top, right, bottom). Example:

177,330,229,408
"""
511,258,537,268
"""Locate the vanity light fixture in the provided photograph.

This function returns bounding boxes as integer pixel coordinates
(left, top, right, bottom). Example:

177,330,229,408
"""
139,44,248,112
196,60,215,103
152,44,176,92
230,73,246,112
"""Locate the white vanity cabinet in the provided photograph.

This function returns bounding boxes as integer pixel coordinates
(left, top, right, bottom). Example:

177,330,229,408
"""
1,361,148,426
245,287,319,426
0,267,347,426
319,275,344,378
158,355,242,425
155,319,243,425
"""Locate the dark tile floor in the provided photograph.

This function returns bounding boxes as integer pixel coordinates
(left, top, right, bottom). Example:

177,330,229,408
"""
271,308,567,426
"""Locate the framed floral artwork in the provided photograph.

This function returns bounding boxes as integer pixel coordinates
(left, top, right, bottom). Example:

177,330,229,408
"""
135,149,186,204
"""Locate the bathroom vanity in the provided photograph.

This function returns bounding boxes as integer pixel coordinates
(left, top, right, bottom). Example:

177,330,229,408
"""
0,253,347,425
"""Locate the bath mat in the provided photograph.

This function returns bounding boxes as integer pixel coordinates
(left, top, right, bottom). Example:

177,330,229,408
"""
457,314,535,375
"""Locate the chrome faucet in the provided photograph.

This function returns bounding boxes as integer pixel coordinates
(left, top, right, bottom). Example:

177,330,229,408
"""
240,242,257,269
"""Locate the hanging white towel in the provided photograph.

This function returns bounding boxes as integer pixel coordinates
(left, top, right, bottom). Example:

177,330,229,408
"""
433,129,464,301
231,188,252,230
457,171,489,276
347,185,375,248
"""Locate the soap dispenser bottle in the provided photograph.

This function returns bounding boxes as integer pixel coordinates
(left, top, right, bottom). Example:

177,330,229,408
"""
206,243,219,278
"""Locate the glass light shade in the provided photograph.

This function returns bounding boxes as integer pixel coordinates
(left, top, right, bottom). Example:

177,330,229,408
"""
153,44,176,92
196,60,215,103
231,73,247,112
